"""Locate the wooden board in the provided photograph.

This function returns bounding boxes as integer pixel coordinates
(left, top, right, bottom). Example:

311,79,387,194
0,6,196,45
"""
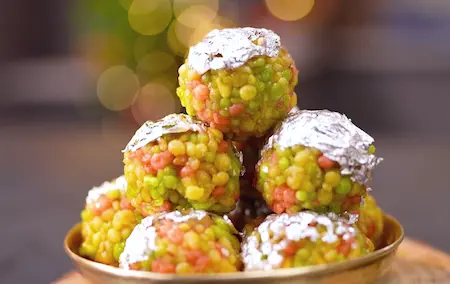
377,238,450,283
54,238,450,284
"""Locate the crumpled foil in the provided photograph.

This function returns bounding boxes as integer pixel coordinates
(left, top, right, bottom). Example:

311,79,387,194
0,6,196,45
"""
122,113,245,176
242,211,357,271
119,209,236,269
123,114,207,153
261,110,383,185
86,176,127,205
187,27,281,74
119,214,157,270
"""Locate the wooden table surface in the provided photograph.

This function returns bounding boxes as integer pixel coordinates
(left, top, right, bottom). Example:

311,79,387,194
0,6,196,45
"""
55,238,450,284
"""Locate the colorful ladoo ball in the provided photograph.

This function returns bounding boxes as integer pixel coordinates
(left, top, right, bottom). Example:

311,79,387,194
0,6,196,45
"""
80,176,142,266
357,194,384,248
123,114,242,216
242,211,374,271
256,110,383,215
119,209,241,274
177,27,298,140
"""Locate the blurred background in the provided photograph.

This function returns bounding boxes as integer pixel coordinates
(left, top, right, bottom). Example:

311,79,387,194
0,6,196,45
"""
1,0,450,283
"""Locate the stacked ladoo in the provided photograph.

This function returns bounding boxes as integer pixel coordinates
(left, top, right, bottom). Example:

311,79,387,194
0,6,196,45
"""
79,27,383,274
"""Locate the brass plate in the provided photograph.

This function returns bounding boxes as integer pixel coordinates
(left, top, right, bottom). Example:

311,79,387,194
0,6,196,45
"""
64,214,404,284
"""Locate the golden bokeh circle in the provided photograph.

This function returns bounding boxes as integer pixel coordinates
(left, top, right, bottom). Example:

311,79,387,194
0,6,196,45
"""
167,20,188,57
97,65,140,111
215,16,236,29
176,5,217,28
150,76,178,91
173,15,236,53
133,35,157,61
128,0,172,35
131,83,179,124
173,0,219,18
188,21,223,46
136,51,175,81
265,0,315,21
174,20,195,48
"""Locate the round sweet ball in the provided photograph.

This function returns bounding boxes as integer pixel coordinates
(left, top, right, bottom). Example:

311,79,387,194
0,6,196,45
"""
242,211,374,271
79,176,142,265
123,114,242,216
119,209,241,274
256,110,382,215
177,28,298,140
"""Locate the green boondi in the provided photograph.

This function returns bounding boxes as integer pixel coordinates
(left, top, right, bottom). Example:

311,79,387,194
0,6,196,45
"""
256,145,371,214
119,210,241,274
242,212,374,270
80,177,142,266
124,128,242,216
177,48,298,140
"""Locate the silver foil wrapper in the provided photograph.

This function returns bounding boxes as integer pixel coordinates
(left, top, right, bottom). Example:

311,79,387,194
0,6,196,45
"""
123,113,245,175
119,209,237,269
187,27,281,74
261,110,383,185
242,211,357,271
85,176,127,205
123,114,207,153
119,214,157,270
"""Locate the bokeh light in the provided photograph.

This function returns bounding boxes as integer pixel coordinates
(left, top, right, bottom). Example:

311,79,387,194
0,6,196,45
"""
188,21,223,46
265,0,315,21
173,15,234,52
150,76,178,91
128,0,172,35
131,83,179,124
174,20,194,48
167,20,188,56
80,34,127,76
214,16,236,29
173,0,219,19
97,65,140,111
133,35,156,61
176,5,217,28
136,50,175,82
187,15,236,46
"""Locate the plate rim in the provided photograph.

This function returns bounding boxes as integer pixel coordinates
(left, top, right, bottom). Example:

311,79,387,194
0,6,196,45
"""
64,214,404,281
